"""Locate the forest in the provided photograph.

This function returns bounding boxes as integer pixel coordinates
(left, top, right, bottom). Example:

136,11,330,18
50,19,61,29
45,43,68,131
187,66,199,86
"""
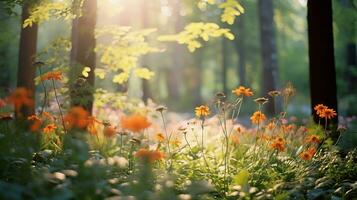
0,0,357,199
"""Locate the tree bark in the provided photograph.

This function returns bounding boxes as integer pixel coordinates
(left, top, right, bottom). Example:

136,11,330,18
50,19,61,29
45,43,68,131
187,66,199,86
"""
307,0,338,125
17,2,38,117
258,0,279,116
70,0,97,114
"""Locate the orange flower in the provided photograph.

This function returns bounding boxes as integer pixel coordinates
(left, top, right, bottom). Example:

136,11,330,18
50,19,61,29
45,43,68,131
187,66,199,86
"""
27,115,41,122
250,111,266,124
104,126,116,138
0,99,6,108
155,133,165,142
305,134,320,144
319,108,337,119
266,122,275,131
232,86,253,97
6,88,34,112
134,148,165,162
230,134,240,145
86,116,102,135
195,105,210,118
64,107,89,129
300,151,312,160
41,111,54,120
43,123,57,134
120,114,151,133
270,137,285,152
41,71,62,81
27,115,42,132
314,104,327,115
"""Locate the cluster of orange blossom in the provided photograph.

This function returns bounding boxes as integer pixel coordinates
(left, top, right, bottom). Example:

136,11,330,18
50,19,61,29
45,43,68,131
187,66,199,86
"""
6,88,34,113
232,86,254,97
270,137,285,152
41,71,62,81
134,148,165,163
299,147,317,161
194,105,210,118
250,111,267,124
120,114,151,133
314,104,337,119
27,111,57,133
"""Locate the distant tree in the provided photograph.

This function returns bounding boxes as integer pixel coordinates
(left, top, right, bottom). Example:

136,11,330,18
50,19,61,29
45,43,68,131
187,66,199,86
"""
307,0,338,125
233,14,246,86
140,0,152,104
167,0,184,101
258,0,279,116
70,0,97,114
17,1,38,117
222,37,229,95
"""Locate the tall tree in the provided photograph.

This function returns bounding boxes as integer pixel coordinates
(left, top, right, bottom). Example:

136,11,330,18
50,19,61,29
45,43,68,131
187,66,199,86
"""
307,0,338,125
258,0,279,116
17,1,38,117
141,0,152,104
233,14,246,86
222,38,229,95
70,0,97,114
167,0,183,100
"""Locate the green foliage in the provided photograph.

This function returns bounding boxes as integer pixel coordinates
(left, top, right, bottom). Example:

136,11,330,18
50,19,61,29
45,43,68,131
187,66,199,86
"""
95,26,159,84
158,22,235,52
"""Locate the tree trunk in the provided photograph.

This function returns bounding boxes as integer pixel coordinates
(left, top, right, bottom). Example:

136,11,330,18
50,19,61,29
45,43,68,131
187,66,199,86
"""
70,0,97,114
307,0,338,126
17,2,38,117
167,0,183,100
258,0,279,116
234,15,246,86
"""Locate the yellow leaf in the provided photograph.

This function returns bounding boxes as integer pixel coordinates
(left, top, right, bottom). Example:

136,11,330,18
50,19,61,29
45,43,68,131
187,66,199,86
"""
82,67,91,78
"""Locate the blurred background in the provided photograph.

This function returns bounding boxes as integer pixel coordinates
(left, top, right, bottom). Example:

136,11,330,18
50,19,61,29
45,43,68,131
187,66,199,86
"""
0,0,356,119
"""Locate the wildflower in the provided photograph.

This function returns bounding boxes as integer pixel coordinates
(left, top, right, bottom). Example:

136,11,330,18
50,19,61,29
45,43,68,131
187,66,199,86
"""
305,134,320,144
314,104,327,115
155,132,165,142
299,147,316,161
6,87,34,112
64,107,89,129
41,71,62,81
120,114,151,133
254,97,269,105
27,115,41,122
155,106,167,112
0,99,6,108
170,138,181,147
250,111,267,124
41,111,54,120
282,82,296,98
194,105,210,118
300,151,312,160
232,86,253,97
268,90,281,97
266,122,275,131
230,134,239,145
87,116,102,135
104,126,116,138
134,148,165,162
43,123,57,134
236,127,242,133
319,108,337,119
270,138,285,152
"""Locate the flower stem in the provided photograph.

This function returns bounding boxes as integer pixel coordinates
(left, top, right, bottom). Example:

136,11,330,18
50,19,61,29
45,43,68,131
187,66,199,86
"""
51,79,66,134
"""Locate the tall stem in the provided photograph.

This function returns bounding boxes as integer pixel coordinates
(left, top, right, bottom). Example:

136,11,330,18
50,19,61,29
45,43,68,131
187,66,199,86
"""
51,79,66,133
38,67,48,114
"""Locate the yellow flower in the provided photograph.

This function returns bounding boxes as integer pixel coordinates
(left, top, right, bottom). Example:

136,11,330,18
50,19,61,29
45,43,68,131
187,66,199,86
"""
250,111,266,124
195,105,210,118
232,86,253,97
